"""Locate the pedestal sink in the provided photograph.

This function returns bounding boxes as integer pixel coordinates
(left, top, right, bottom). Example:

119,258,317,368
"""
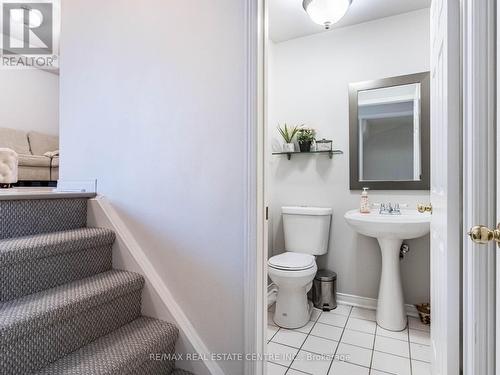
344,209,431,331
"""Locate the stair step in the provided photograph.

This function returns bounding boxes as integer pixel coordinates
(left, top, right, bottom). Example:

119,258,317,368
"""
0,198,88,239
0,227,115,301
0,270,144,375
36,317,179,375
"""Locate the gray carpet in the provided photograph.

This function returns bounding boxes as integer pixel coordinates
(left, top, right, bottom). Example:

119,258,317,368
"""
36,317,179,375
0,228,115,301
0,198,87,239
0,197,193,374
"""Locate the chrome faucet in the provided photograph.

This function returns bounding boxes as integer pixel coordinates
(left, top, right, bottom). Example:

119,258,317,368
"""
379,202,402,215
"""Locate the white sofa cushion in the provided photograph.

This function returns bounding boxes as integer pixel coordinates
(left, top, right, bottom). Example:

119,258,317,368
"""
28,131,59,156
0,148,18,184
0,128,30,154
18,154,51,167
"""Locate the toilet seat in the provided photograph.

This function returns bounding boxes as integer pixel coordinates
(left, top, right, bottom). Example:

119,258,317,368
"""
268,252,315,271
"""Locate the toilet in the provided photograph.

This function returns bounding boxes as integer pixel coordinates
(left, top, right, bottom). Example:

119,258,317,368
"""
268,206,332,329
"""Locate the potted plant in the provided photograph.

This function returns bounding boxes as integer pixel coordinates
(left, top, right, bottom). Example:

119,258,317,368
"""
297,128,315,152
277,124,300,152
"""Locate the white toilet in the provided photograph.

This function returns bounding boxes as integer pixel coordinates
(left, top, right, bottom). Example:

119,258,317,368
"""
268,206,332,329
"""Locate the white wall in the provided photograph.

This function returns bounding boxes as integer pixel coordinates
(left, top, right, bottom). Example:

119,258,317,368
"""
0,69,59,135
60,1,246,373
269,9,431,305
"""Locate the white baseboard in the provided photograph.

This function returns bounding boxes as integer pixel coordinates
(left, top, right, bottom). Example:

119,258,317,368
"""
89,196,223,375
57,179,97,193
337,292,420,318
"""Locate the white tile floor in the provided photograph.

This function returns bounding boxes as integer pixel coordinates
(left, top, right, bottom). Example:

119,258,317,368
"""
267,305,431,375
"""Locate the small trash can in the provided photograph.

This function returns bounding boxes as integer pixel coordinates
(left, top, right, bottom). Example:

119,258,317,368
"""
312,270,337,311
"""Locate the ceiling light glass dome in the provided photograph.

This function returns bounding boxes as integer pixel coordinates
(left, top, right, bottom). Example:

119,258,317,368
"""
302,0,352,29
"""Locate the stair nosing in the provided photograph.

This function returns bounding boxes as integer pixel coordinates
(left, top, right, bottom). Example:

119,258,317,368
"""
0,269,144,341
0,192,96,201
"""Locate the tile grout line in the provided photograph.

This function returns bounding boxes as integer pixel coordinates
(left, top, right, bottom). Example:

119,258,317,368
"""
273,332,395,359
269,327,280,343
369,322,378,373
408,319,413,375
325,305,353,375
284,308,323,375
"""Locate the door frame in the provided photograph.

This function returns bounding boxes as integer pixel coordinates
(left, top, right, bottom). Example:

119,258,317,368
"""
462,0,496,374
243,1,492,374
244,0,266,374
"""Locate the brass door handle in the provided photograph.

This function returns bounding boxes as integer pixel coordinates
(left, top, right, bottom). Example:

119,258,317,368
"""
468,224,500,246
417,203,432,213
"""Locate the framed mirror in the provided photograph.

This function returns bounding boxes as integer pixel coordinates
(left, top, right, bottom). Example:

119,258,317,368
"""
349,72,430,190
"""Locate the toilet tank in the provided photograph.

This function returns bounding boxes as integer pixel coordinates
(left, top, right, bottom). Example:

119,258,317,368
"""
282,206,332,255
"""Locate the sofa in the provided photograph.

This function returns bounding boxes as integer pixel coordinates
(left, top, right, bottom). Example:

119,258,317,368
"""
0,127,59,182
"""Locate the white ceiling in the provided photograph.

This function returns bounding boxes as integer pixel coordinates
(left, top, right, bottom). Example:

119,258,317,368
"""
269,0,431,43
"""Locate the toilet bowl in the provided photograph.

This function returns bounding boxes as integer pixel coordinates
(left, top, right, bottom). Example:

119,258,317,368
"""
268,206,332,329
268,252,318,328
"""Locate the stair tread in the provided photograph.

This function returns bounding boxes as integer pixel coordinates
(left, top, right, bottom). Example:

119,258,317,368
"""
0,227,115,265
36,317,179,375
0,269,143,340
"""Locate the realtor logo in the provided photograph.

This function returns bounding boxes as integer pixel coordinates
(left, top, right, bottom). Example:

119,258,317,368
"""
1,1,58,68
3,3,52,54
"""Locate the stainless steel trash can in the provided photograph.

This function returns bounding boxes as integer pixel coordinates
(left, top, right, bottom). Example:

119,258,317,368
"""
312,270,337,311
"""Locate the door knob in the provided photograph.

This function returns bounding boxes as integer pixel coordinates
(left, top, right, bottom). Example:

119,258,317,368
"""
468,224,500,246
417,203,432,213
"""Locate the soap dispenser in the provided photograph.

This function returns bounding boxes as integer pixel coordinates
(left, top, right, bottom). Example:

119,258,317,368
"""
360,187,370,213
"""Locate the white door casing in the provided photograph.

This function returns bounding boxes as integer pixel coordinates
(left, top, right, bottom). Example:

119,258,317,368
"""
243,0,266,374
429,0,461,374
462,0,496,374
497,2,500,372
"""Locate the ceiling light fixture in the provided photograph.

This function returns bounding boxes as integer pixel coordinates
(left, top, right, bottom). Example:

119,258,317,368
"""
302,0,352,30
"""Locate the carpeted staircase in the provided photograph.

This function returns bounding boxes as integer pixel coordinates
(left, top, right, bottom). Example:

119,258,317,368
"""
0,196,193,374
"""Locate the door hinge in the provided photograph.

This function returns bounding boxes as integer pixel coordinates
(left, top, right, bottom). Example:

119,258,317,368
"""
265,206,269,221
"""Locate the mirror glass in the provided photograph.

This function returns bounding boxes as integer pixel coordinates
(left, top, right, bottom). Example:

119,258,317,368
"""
349,72,430,190
357,83,421,182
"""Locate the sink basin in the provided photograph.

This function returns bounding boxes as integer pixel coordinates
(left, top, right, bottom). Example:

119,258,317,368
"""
344,209,431,240
344,209,431,331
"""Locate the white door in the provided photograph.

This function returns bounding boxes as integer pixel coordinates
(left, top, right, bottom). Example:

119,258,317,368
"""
429,0,461,374
462,0,496,374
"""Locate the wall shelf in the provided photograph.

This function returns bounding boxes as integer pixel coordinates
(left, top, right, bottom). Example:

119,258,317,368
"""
272,150,343,160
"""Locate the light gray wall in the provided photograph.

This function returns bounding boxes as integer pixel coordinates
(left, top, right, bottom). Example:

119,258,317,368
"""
60,1,246,373
269,9,431,305
0,69,59,135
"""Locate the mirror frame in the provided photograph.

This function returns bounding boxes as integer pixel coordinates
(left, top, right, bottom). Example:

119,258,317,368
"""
349,72,430,190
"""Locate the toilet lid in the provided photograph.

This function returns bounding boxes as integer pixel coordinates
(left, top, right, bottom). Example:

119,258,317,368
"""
268,253,315,271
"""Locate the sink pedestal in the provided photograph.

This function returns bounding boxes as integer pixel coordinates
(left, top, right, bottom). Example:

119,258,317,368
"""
376,238,406,331
344,209,430,332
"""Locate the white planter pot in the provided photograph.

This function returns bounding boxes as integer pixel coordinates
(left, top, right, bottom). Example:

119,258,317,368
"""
283,143,295,152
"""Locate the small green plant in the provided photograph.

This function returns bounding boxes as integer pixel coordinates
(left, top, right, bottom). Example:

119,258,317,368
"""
297,128,315,143
277,123,301,143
